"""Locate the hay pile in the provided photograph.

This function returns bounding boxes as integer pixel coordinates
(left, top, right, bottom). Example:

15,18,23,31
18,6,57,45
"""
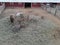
0,15,58,45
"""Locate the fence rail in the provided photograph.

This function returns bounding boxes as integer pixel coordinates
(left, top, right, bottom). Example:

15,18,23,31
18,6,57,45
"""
0,4,5,14
41,4,60,19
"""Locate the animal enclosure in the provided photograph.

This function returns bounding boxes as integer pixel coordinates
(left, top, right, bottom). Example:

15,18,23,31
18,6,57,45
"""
0,3,60,45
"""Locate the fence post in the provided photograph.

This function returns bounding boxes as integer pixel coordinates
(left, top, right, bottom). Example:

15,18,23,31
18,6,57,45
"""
45,4,51,13
49,6,51,13
54,6,57,16
46,5,47,11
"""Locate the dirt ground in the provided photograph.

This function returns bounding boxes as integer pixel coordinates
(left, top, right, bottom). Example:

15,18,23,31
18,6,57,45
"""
1,8,60,26
0,8,60,45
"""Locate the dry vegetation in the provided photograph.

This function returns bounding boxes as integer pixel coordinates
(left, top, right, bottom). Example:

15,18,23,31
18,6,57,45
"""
0,14,59,45
52,27,60,40
0,8,60,45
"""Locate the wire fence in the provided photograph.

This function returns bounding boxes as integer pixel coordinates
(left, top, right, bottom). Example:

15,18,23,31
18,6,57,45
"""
41,4,60,19
0,3,5,14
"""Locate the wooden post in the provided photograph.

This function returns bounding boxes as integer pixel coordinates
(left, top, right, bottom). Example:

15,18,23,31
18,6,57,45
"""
48,6,51,13
54,6,57,16
54,8,57,16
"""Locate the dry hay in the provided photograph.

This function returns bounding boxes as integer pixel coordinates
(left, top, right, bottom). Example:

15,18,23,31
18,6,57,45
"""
52,27,60,40
0,14,58,45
